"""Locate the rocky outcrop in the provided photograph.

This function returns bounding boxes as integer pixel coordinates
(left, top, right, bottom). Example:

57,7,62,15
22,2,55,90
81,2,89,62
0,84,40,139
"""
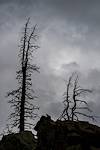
1,116,100,150
35,116,100,150
0,131,37,150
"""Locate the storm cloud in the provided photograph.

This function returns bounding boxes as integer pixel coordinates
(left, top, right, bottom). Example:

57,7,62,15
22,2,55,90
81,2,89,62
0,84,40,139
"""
0,0,100,132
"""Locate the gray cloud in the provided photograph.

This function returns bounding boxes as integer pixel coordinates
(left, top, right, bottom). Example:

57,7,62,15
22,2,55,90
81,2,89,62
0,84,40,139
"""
61,62,80,73
0,0,100,132
44,101,63,120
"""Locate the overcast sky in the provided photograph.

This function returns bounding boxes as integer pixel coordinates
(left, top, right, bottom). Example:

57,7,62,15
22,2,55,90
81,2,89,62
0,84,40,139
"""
0,0,100,132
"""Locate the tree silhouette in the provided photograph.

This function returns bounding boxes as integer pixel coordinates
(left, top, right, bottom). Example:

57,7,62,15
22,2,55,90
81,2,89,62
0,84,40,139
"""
59,74,73,120
7,18,39,132
59,73,95,121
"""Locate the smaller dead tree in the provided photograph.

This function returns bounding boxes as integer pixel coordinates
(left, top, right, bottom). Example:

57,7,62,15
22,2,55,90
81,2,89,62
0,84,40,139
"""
59,73,95,122
59,74,73,120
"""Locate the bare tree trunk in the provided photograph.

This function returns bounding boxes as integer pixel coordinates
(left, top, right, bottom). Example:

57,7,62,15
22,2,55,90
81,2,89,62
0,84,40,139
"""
71,76,78,121
20,66,26,132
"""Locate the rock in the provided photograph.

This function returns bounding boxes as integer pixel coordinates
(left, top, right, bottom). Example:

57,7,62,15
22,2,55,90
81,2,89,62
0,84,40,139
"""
35,116,100,150
1,116,100,150
0,131,37,150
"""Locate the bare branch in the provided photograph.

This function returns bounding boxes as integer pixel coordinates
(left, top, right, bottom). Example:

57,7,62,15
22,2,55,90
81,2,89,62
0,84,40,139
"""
59,73,95,122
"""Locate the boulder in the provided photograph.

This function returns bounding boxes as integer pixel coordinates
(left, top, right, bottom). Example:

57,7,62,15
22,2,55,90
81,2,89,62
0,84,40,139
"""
35,116,100,150
0,131,37,150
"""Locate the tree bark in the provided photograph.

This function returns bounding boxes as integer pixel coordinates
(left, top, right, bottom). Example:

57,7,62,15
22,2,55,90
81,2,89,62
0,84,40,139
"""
20,66,26,132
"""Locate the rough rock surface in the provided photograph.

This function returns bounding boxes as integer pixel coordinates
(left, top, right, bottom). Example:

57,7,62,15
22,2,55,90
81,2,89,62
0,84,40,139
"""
1,116,100,150
0,131,37,150
35,116,100,150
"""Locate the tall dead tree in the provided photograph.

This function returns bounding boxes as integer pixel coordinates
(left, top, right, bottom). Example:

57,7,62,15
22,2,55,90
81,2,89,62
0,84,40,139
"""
7,18,39,132
59,73,95,121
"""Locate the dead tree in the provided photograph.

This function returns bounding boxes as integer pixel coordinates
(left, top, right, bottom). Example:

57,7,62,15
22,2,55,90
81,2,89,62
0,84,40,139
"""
7,18,39,132
60,73,95,121
71,75,94,121
59,74,73,120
